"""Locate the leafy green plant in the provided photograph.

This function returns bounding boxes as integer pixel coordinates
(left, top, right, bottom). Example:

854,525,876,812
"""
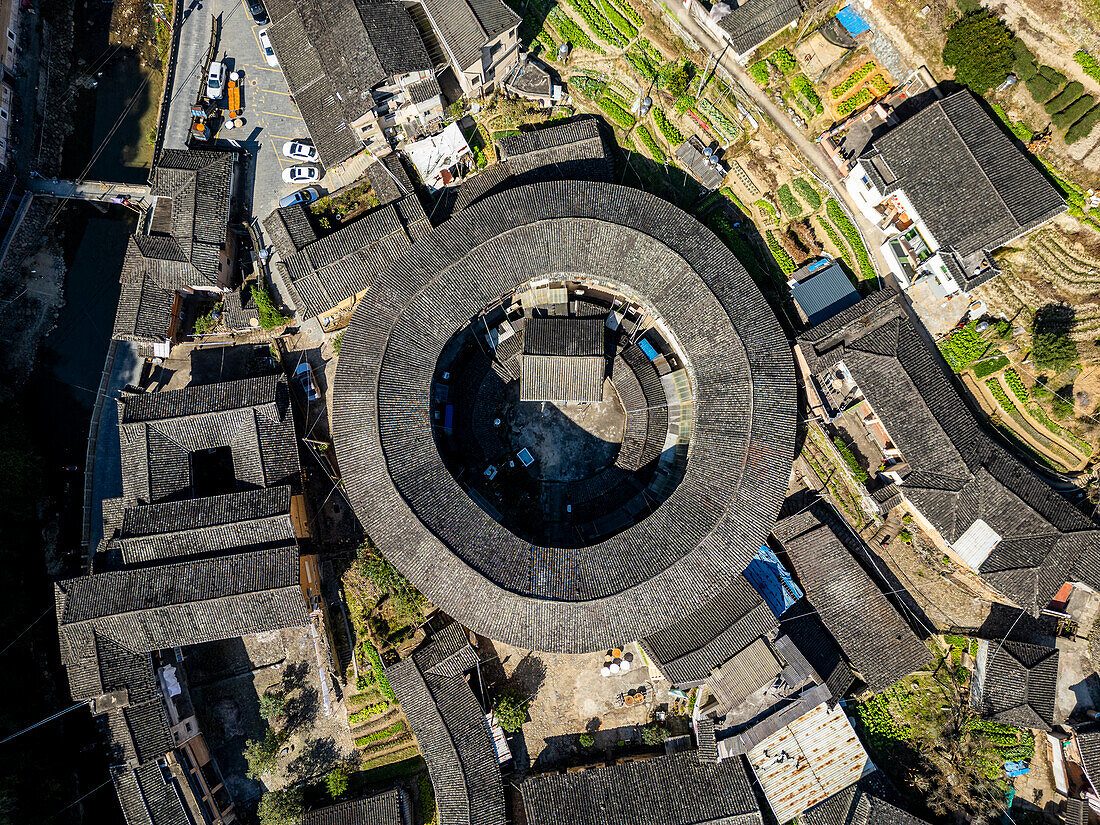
259,690,286,721
831,62,875,98
898,529,913,543
790,74,823,114
769,47,797,74
1076,49,1100,82
349,701,389,724
354,722,406,746
942,10,1017,92
792,178,821,210
765,230,796,274
598,96,637,129
192,303,221,335
492,691,527,733
870,73,890,94
972,355,1008,378
579,733,595,747
641,722,668,745
610,0,644,27
324,766,349,798
571,74,607,99
332,331,343,355
777,183,802,217
634,125,666,163
825,199,874,279
625,47,658,82
756,199,778,224
833,436,868,482
938,322,990,372
986,376,1020,418
1004,368,1029,401
653,107,683,144
548,8,604,53
363,642,396,702
658,58,692,97
990,103,1033,141
696,98,737,141
562,0,629,45
749,60,770,85
252,283,289,330
836,87,873,116
815,217,850,265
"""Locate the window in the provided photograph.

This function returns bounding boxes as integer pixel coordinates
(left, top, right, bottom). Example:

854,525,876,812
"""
1,110,9,121
6,30,14,42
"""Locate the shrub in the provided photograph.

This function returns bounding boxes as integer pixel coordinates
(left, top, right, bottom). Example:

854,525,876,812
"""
769,47,797,74
790,74,823,114
1054,94,1095,129
938,322,990,371
898,529,913,543
193,303,221,335
258,787,304,825
792,178,821,210
252,283,289,329
831,61,875,98
833,436,868,482
870,73,890,94
942,10,1017,92
579,733,595,747
634,125,666,163
749,60,770,85
777,183,802,217
1067,104,1100,143
244,728,284,778
674,92,696,114
836,87,873,116
765,230,796,274
653,107,683,144
825,199,874,279
1032,304,1078,373
324,767,349,799
1076,49,1100,83
492,691,527,733
973,355,1008,378
1045,81,1085,114
641,722,668,745
259,690,286,721
598,96,636,129
1013,38,1037,80
658,58,692,98
1026,65,1066,102
1050,388,1075,418
571,74,607,99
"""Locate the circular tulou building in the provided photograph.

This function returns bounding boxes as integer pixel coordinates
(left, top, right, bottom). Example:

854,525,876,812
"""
332,180,796,653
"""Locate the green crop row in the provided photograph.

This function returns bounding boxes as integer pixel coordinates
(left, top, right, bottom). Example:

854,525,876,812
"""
1076,49,1100,82
1068,104,1100,143
349,701,389,724
939,322,990,372
836,87,873,116
363,642,396,702
972,355,1008,378
790,75,823,114
599,96,636,129
831,61,875,98
354,722,407,747
769,47,796,74
624,48,657,81
570,75,606,98
1045,81,1085,114
765,230,796,274
634,124,665,163
1026,64,1066,103
1028,398,1093,455
609,0,644,27
792,177,821,210
653,107,683,144
986,377,1017,415
591,0,638,41
1054,95,1096,129
562,0,629,46
833,436,868,482
1004,368,1029,402
825,199,874,279
815,216,850,265
870,73,890,94
777,183,802,217
602,88,631,109
756,199,778,223
696,98,737,141
548,9,604,53
749,60,769,85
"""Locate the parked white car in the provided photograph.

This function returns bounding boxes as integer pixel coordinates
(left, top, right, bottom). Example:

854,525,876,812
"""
206,61,226,99
282,141,319,162
258,29,278,67
282,165,320,184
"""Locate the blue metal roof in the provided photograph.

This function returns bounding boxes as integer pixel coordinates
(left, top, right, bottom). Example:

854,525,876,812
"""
836,5,870,35
637,339,659,360
790,261,861,326
743,546,803,618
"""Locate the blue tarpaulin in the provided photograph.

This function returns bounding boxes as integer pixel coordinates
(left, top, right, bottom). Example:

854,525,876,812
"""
836,5,870,35
1004,760,1030,777
743,546,803,617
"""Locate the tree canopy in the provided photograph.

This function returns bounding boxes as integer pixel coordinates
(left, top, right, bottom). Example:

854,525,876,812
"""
942,11,1017,93
491,691,527,733
258,787,304,825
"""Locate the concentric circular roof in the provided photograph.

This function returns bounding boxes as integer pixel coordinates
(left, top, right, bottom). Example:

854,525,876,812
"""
332,181,796,653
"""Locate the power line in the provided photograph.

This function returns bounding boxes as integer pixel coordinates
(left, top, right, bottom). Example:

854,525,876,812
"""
0,701,89,746
0,607,52,657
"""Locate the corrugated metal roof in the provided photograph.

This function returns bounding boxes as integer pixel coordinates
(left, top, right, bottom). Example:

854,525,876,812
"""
953,518,1001,570
747,702,872,824
790,263,860,326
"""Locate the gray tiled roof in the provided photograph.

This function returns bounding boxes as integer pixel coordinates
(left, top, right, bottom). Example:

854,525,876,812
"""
1064,798,1089,825
522,751,763,825
264,0,431,168
331,180,795,653
638,575,778,685
798,293,1100,613
981,640,1059,729
114,150,235,342
302,790,407,825
418,0,519,71
775,502,931,692
111,762,190,825
1076,726,1100,794
802,771,930,825
263,203,319,260
860,91,1065,285
278,194,429,320
385,625,506,825
117,375,299,504
366,155,417,206
718,0,803,55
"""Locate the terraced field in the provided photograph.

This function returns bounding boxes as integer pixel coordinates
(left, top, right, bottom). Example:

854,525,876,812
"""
345,687,416,764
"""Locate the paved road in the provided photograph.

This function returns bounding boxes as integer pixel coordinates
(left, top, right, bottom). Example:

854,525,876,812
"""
664,2,895,286
30,178,152,203
163,0,323,221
